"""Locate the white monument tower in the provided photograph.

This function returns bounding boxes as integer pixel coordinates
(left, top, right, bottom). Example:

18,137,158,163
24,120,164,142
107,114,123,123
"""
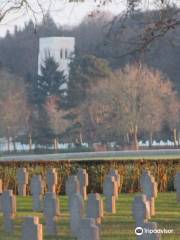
38,37,75,81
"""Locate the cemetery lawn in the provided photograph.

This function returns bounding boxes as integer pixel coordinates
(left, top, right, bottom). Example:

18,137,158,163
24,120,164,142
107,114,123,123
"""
0,192,180,240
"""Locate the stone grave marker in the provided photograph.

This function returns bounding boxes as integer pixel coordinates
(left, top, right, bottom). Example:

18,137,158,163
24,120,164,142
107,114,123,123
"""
86,193,103,224
1,190,16,232
22,216,43,240
132,195,150,227
140,171,158,198
46,169,58,193
140,170,151,191
30,175,44,211
103,175,116,213
77,168,88,200
108,169,120,199
43,192,60,235
17,168,28,196
70,193,84,237
140,171,157,216
65,175,80,208
174,172,180,203
78,218,100,240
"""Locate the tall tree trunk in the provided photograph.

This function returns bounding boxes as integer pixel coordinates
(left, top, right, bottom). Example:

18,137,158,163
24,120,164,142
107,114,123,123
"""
178,131,180,147
12,139,16,152
54,138,56,151
79,131,83,145
126,133,130,145
173,128,177,148
130,126,139,150
149,132,153,148
133,126,139,150
7,136,10,153
6,128,10,153
56,138,59,150
28,133,32,152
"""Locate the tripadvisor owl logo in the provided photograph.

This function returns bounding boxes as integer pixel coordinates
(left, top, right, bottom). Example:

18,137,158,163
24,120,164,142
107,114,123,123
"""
135,226,174,235
135,227,143,235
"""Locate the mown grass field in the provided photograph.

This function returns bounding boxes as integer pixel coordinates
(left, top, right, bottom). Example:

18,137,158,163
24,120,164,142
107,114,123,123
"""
0,192,180,240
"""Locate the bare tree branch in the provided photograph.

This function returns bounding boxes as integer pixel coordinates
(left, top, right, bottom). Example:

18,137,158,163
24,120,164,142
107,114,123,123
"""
1,0,180,55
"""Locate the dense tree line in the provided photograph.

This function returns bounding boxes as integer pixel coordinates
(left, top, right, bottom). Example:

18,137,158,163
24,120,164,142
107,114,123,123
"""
0,11,180,150
0,11,180,93
0,56,179,151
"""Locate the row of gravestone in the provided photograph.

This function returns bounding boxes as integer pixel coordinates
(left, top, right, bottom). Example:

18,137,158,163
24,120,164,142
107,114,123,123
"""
132,170,159,240
21,168,179,206
0,190,103,240
132,170,180,239
4,168,120,213
1,169,179,240
0,168,120,240
16,168,56,197
21,215,100,240
65,169,120,214
15,167,120,194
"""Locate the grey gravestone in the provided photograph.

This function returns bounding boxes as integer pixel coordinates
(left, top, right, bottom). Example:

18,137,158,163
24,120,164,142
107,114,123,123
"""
140,171,157,216
86,193,104,224
78,218,100,240
140,171,151,191
1,190,16,232
46,169,58,193
17,168,28,196
138,222,161,240
143,178,156,216
108,169,120,199
174,172,180,203
77,168,88,200
30,175,44,211
132,195,150,227
70,193,84,237
140,171,158,198
43,192,60,235
22,216,43,240
0,179,2,211
65,175,80,208
103,175,116,213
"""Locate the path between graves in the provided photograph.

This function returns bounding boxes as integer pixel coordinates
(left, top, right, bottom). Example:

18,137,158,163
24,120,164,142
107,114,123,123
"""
0,149,180,162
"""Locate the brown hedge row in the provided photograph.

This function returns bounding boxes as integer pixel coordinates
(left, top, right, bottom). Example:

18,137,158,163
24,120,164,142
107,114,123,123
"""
0,159,179,194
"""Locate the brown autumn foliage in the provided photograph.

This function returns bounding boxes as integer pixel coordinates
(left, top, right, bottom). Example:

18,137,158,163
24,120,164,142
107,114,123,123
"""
45,96,71,149
0,68,29,151
79,63,179,149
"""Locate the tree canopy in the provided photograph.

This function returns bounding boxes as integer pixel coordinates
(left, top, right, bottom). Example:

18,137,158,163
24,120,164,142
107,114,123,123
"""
67,55,112,107
78,63,179,149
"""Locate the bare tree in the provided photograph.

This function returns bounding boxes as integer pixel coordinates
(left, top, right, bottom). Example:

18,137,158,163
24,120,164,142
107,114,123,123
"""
163,89,180,146
0,67,30,151
0,0,111,23
80,63,178,150
45,96,70,150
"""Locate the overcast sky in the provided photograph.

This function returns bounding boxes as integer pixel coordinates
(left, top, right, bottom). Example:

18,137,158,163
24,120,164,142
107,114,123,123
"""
0,1,121,36
0,0,171,37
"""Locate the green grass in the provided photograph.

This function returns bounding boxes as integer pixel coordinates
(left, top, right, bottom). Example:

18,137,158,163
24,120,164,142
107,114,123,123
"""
0,193,180,239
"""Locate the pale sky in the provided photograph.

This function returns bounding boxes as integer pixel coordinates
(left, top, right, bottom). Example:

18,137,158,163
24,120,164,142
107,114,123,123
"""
0,0,124,36
0,0,175,37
